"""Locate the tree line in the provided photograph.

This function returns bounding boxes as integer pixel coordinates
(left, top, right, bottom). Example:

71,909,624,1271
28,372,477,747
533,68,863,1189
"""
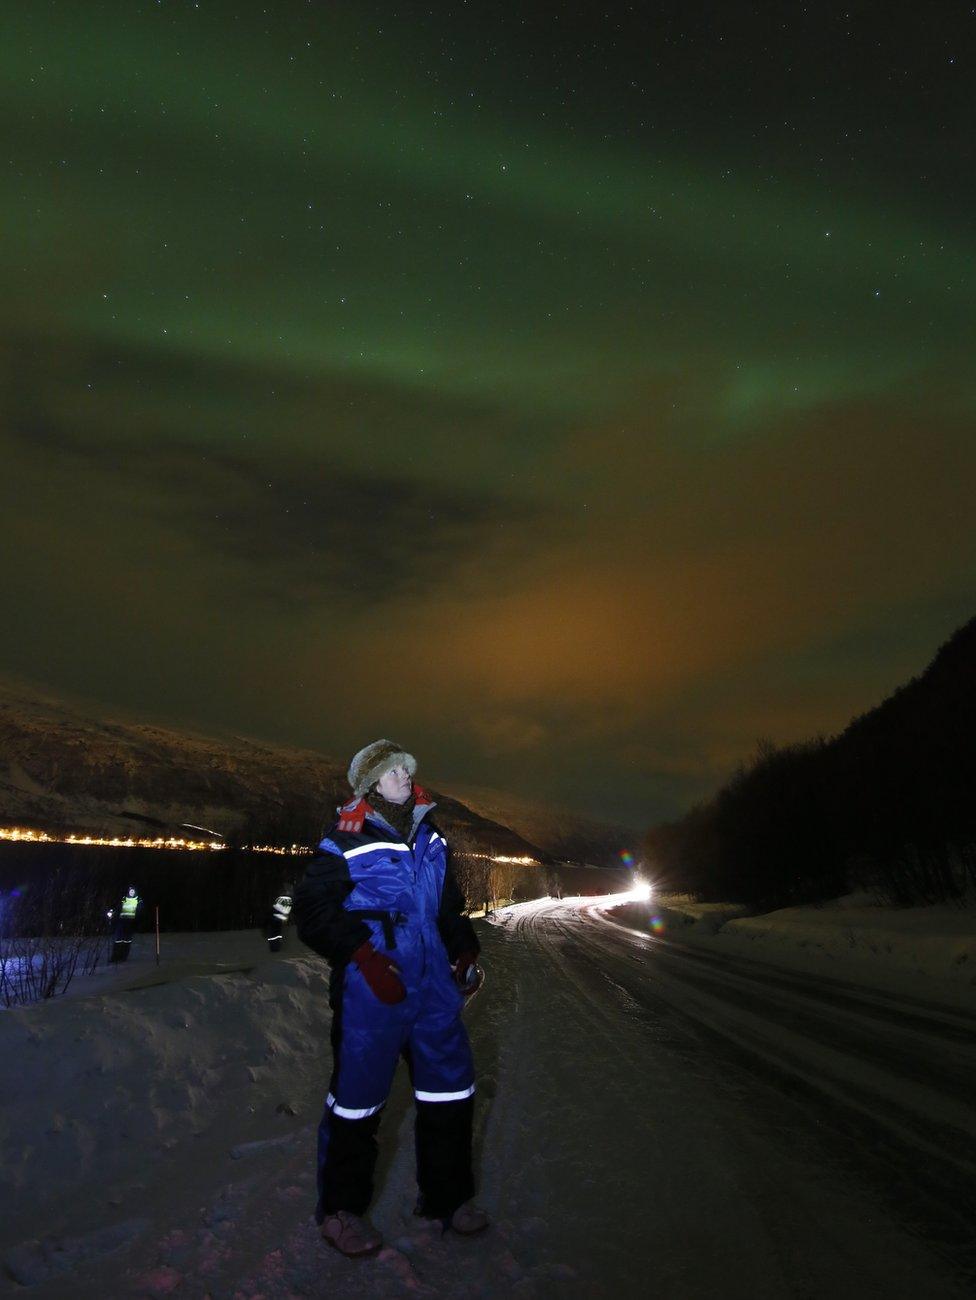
645,616,976,909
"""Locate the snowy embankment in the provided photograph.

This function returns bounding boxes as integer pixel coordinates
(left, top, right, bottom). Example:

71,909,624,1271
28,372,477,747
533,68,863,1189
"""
638,891,976,1010
0,927,581,1298
0,932,333,1291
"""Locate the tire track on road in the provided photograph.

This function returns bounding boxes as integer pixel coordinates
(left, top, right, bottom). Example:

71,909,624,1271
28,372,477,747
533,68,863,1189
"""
563,904,976,1277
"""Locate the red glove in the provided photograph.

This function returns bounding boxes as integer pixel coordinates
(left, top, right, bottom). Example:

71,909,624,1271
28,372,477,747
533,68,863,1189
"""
353,941,406,1005
452,950,481,996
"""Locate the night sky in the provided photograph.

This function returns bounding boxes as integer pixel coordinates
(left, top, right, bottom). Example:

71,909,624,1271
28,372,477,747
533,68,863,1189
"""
2,2,974,828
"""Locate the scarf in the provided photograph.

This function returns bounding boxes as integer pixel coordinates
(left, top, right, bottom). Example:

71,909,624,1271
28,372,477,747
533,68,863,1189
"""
368,790,417,841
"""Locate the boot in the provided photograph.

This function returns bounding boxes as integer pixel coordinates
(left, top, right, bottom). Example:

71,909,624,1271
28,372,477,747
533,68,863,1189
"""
321,1210,382,1258
448,1201,489,1235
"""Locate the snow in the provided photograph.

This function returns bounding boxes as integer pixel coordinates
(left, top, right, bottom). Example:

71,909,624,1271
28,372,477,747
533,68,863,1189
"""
648,891,976,1012
1,899,974,1297
0,933,332,1288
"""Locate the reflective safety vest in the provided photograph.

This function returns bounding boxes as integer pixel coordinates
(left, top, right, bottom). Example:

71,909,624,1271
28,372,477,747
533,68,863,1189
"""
120,894,140,918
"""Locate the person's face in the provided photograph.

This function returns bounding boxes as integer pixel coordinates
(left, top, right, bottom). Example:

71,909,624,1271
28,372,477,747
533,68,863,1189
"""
375,764,413,805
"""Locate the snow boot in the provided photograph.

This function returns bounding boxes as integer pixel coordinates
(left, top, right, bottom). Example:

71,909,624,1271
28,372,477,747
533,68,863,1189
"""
448,1201,489,1235
320,1211,382,1258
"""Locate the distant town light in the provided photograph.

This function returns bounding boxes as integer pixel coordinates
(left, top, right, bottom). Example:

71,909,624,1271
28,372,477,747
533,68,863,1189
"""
465,852,540,866
0,826,227,851
0,826,316,855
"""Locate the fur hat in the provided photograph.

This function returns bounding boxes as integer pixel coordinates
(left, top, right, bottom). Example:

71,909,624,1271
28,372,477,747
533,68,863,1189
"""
347,739,417,797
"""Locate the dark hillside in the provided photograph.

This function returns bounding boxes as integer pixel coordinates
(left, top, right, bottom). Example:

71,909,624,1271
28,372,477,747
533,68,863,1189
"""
646,615,976,908
0,680,541,861
449,782,634,868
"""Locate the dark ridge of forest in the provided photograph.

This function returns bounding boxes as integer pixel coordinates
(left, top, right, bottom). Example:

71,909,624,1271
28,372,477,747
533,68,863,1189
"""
645,614,976,909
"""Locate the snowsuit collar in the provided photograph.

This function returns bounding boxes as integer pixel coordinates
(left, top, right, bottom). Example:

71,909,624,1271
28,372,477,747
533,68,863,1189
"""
334,785,436,839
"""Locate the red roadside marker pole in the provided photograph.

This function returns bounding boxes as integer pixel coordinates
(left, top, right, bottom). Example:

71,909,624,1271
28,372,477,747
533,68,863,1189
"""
155,905,161,965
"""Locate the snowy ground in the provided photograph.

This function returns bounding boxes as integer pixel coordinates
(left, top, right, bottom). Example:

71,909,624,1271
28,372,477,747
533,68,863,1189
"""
1,896,975,1297
648,891,976,1011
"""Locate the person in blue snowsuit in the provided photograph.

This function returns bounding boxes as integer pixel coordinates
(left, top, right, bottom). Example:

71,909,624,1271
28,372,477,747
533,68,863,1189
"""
293,739,486,1258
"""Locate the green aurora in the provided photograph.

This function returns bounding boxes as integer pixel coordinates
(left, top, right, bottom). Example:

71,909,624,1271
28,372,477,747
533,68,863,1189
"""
2,2,974,826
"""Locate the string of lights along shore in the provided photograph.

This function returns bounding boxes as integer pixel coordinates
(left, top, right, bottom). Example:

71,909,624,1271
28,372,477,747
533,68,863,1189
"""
1,3,974,827
0,827,540,865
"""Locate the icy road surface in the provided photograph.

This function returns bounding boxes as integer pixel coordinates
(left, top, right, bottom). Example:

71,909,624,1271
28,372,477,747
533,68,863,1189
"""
2,895,975,1298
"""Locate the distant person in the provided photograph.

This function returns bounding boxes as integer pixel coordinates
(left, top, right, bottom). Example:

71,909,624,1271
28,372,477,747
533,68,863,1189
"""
265,883,294,953
293,739,486,1258
107,886,140,963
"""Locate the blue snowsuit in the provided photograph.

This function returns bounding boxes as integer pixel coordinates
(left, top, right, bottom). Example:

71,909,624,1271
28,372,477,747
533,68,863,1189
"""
294,790,479,1220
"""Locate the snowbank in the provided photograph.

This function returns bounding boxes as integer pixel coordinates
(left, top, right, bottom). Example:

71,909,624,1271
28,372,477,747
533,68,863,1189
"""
0,930,331,1283
648,892,976,1009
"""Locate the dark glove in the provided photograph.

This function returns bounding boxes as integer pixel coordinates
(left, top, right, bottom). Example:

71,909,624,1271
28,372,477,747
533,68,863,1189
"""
452,950,481,996
353,941,406,1005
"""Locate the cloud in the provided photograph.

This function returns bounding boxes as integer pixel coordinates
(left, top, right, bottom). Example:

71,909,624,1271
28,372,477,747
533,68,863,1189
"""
309,381,976,823
468,713,549,755
6,427,545,608
1,336,553,608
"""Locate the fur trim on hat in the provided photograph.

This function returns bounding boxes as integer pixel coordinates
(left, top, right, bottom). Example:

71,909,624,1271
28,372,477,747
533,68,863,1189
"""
347,739,417,797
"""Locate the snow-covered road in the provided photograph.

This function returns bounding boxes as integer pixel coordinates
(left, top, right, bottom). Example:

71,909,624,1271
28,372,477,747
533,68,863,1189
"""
2,896,975,1297
482,895,976,1298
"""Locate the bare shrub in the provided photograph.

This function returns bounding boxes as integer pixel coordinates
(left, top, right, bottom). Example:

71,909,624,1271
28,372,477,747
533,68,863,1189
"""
487,859,518,909
0,868,106,1007
445,827,493,913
